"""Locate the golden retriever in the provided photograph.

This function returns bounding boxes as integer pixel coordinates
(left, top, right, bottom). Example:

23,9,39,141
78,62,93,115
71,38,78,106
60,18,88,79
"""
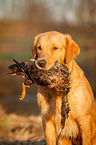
32,31,96,145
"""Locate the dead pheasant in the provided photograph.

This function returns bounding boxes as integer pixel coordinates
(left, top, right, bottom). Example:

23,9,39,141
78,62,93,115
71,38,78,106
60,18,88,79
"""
8,59,71,128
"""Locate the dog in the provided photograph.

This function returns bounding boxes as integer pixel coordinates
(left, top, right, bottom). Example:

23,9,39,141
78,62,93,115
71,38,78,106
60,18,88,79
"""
32,31,96,145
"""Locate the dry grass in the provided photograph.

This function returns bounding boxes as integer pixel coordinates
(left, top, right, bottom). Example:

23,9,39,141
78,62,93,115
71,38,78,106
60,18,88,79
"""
0,98,96,145
0,105,45,144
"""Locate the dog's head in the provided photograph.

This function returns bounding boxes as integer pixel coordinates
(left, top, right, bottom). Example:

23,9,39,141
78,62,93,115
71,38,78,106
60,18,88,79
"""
32,31,80,70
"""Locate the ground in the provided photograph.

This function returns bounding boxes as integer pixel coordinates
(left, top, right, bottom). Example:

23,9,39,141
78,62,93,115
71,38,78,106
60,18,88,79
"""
0,98,96,145
0,105,45,145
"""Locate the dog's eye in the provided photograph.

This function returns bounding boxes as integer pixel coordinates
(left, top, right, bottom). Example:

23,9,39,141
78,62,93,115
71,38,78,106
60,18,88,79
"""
38,46,41,50
53,47,58,50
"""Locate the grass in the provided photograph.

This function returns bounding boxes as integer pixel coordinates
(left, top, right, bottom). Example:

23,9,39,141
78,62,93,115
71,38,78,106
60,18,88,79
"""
0,37,34,61
0,37,33,46
0,52,32,61
0,115,10,127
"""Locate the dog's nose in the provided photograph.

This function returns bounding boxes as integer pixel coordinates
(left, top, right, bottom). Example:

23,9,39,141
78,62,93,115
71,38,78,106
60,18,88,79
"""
37,60,46,68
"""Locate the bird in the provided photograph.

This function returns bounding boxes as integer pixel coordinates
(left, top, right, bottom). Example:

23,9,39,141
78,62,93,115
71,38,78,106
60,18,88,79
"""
8,59,71,128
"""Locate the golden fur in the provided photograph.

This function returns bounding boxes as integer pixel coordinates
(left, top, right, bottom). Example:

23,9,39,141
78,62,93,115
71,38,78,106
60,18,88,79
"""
32,31,96,145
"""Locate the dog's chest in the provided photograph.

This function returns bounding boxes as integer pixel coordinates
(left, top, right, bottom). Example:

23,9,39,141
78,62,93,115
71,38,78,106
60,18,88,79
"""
37,90,62,124
47,96,79,139
37,89,79,139
38,92,61,133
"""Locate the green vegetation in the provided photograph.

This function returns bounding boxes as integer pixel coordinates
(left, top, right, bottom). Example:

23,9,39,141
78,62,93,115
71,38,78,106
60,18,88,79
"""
0,52,32,61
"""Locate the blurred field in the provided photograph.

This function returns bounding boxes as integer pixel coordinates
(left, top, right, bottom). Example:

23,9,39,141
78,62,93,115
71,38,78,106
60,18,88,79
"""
0,0,96,144
0,9,96,145
0,100,95,145
0,105,45,145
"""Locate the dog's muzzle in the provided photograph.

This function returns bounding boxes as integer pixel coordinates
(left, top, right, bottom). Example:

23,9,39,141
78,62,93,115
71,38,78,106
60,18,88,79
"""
37,59,46,68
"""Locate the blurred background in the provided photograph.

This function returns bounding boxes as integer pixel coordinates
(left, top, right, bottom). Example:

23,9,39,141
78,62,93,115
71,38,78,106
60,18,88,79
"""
0,0,96,144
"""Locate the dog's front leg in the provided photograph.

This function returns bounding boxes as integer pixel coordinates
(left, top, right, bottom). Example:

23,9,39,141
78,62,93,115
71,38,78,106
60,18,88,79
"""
58,137,72,145
43,118,57,145
79,115,92,145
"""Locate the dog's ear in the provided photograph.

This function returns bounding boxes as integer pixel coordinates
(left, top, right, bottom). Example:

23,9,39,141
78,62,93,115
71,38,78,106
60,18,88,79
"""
64,34,80,64
32,36,37,59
